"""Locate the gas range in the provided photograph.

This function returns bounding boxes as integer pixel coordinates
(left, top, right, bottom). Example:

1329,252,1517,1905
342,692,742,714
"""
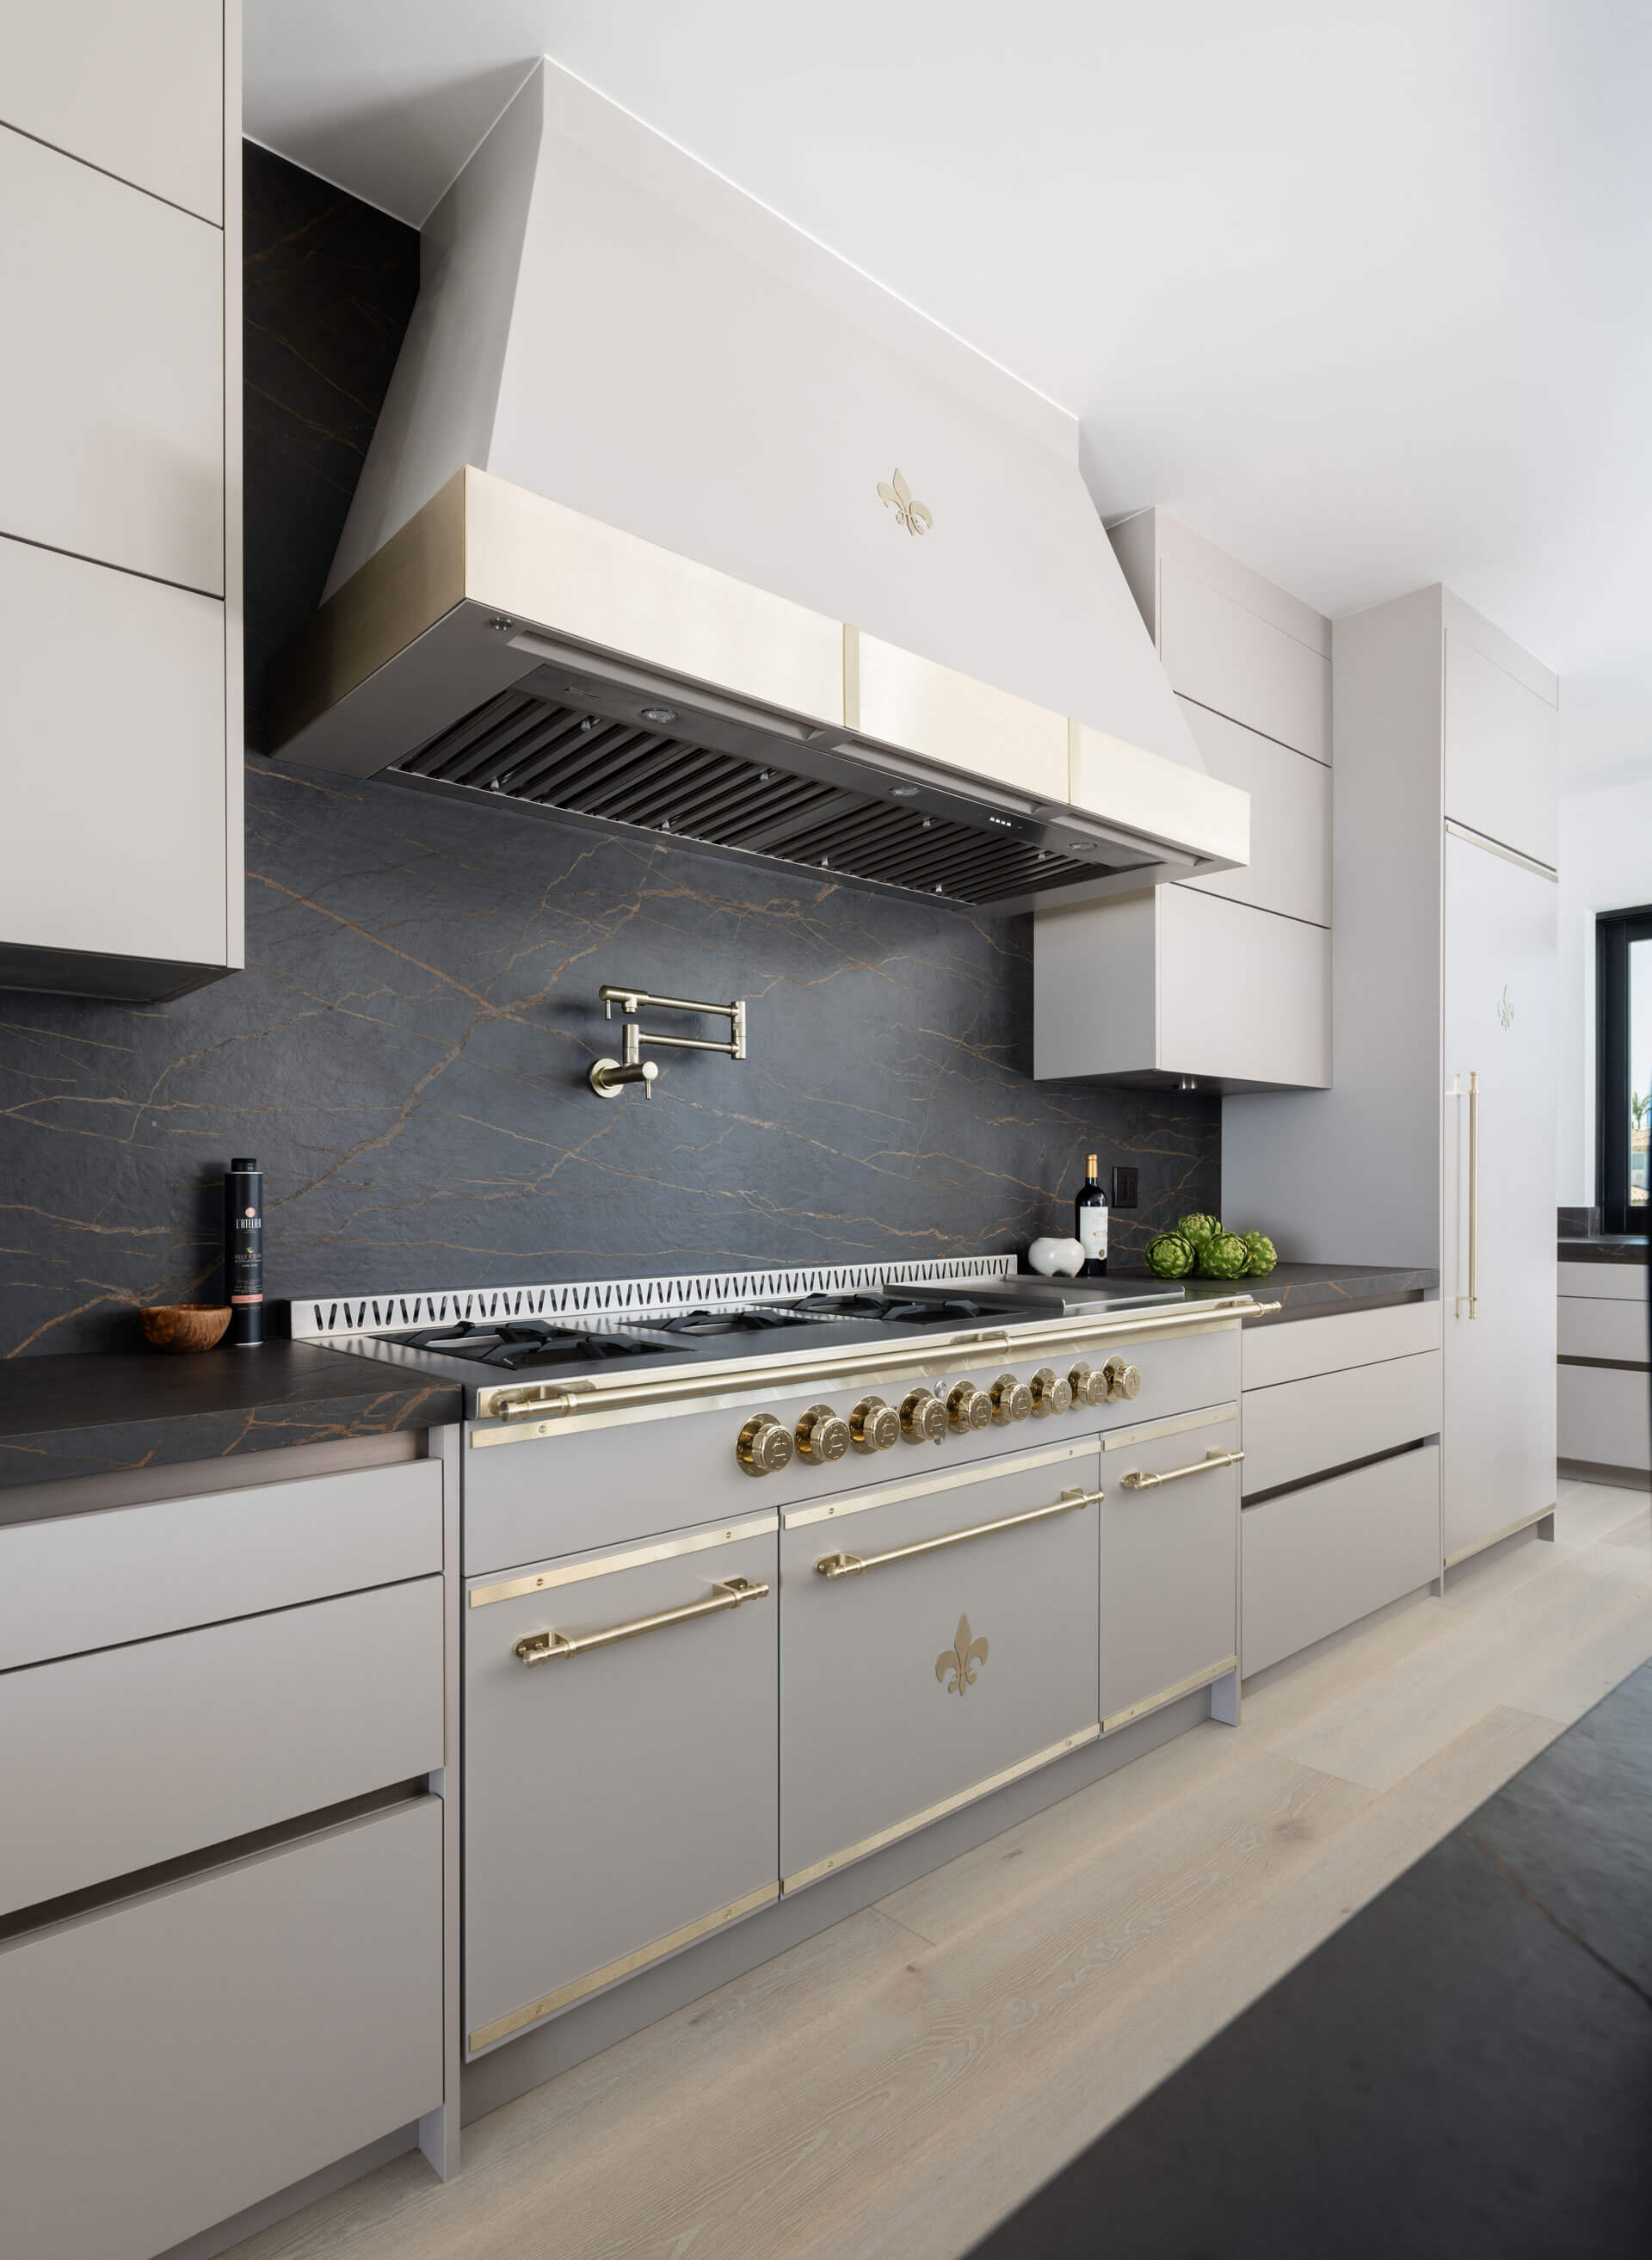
298,1262,1191,1414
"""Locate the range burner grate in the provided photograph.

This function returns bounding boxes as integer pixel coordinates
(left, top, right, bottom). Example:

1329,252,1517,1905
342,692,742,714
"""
386,1319,672,1370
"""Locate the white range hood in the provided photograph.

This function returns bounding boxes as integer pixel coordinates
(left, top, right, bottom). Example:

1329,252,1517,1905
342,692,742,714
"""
270,61,1246,914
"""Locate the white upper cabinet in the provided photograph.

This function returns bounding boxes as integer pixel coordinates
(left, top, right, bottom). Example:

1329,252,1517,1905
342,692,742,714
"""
0,127,225,593
848,628,1069,804
0,0,225,222
1443,608,1558,868
1176,698,1329,927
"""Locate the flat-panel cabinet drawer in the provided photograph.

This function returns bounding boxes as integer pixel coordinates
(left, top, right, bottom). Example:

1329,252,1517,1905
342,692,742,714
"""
1241,1351,1441,1498
0,1460,442,1671
0,1577,444,1916
1242,1445,1440,1677
1559,1365,1652,1473
1557,1296,1650,1365
1158,561,1330,762
1242,1300,1441,1391
464,1517,779,2053
0,1799,442,2260
1100,1407,1238,1728
780,1437,1101,1890
1557,1261,1649,1303
0,126,225,591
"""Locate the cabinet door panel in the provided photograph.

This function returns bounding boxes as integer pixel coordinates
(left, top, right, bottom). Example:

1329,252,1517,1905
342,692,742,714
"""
1159,889,1330,1088
0,540,228,968
464,1519,778,2052
0,1800,441,2260
1100,1407,1238,1725
1444,628,1557,868
0,0,223,221
1558,1364,1651,1472
1242,1445,1439,1676
1178,699,1330,925
0,127,224,590
1159,563,1329,761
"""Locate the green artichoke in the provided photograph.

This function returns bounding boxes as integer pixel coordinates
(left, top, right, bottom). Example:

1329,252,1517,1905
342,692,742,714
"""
1198,1231,1251,1280
1174,1212,1222,1250
1240,1230,1278,1276
1144,1232,1196,1279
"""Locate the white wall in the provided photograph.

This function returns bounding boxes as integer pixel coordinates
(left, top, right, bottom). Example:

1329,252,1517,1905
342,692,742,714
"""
1556,775,1652,1204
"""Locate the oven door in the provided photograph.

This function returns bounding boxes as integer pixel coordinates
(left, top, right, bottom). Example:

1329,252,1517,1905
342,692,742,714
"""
464,1512,779,2055
780,1436,1101,1890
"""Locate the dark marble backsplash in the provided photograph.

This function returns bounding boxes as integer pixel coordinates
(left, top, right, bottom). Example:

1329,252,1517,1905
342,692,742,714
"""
0,149,1218,1359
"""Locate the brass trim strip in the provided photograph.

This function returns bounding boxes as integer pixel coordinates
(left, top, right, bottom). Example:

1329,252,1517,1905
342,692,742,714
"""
1102,1654,1237,1734
1103,1401,1239,1452
1444,818,1559,883
1120,1448,1244,1491
781,1725,1102,1893
784,1436,1094,1531
815,1485,1100,1578
1443,1504,1556,1569
468,1515,778,1608
472,1299,1262,1432
467,1880,780,2051
513,1576,768,1665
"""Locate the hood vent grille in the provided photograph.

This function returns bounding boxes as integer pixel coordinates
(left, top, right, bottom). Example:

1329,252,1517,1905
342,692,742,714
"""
393,691,1095,906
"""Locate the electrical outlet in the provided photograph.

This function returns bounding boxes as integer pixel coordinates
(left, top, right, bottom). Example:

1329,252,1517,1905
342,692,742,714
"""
1111,1165,1139,1209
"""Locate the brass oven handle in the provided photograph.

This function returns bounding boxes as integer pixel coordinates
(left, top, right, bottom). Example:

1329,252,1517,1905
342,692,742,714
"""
1120,1448,1242,1491
1467,1067,1480,1320
513,1576,769,1664
814,1485,1101,1579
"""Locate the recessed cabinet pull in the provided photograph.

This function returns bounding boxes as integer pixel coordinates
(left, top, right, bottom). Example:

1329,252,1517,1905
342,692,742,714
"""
513,1576,769,1664
1120,1448,1243,1491
814,1485,1101,1579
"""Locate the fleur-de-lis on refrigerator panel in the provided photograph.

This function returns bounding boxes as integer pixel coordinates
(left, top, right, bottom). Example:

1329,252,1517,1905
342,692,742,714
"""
1497,985,1514,1029
936,1612,989,1695
878,468,932,536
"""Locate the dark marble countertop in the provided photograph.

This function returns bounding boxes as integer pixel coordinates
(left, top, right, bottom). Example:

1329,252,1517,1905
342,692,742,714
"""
0,1341,461,1491
1558,1236,1649,1265
1008,1262,1438,1322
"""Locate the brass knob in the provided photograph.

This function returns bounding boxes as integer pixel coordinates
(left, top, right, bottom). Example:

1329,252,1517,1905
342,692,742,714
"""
946,1381,991,1434
989,1372,1032,1425
1029,1365,1074,1417
795,1403,850,1464
849,1395,900,1454
1068,1361,1106,1409
900,1387,947,1443
736,1413,793,1476
1103,1356,1142,1402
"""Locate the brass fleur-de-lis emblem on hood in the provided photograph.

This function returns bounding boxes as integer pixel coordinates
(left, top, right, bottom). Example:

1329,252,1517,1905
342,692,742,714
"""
878,468,932,536
936,1612,989,1695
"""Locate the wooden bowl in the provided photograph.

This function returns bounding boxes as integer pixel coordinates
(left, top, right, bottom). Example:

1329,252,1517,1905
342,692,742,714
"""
139,1303,233,1353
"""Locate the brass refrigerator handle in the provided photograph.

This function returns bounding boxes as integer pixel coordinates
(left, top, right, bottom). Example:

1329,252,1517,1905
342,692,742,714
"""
1120,1448,1243,1490
513,1576,769,1665
814,1485,1101,1579
1467,1068,1480,1319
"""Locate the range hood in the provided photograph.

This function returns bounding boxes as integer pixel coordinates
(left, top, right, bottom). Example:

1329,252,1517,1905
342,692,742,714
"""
269,63,1246,915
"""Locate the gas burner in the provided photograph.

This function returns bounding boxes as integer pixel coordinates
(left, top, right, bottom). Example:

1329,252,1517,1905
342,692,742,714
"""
385,1319,672,1369
630,1306,812,1337
785,1292,1001,1326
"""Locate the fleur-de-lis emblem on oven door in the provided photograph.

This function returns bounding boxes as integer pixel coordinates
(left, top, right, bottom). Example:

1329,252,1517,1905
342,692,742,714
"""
936,1612,989,1695
878,468,933,537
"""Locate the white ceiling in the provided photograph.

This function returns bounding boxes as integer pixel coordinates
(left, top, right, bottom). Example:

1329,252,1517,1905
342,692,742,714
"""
245,0,1652,791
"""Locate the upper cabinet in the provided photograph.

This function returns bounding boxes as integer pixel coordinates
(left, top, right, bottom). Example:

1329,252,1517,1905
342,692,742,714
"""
0,0,225,223
0,6,240,1002
1442,600,1558,869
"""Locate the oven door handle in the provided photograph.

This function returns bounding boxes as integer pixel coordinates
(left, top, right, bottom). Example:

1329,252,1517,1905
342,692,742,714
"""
1119,1448,1243,1491
814,1485,1100,1579
513,1576,769,1664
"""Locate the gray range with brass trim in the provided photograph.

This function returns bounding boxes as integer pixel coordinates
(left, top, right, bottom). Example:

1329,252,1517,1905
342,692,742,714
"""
306,1258,1268,2059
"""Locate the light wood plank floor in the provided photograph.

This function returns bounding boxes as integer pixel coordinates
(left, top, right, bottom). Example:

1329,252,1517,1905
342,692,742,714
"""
238,1479,1652,2260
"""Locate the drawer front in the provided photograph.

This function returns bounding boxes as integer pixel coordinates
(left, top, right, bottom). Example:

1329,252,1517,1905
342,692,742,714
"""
0,1800,441,2260
1558,1295,1649,1364
465,1325,1239,1573
1242,1445,1440,1677
465,1518,778,2052
1100,1406,1238,1726
1242,1351,1441,1498
1177,699,1330,926
1158,560,1330,761
0,1578,443,1915
1157,888,1331,1088
0,1460,442,1671
0,127,225,590
780,1440,1100,1887
1559,1364,1652,1472
1557,1260,1649,1302
1242,1299,1440,1391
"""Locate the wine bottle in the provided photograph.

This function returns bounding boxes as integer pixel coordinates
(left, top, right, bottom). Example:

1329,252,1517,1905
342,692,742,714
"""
1076,1153,1108,1277
225,1158,264,1347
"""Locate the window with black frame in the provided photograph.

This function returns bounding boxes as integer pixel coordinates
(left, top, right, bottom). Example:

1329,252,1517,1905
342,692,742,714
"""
1596,903,1652,1234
